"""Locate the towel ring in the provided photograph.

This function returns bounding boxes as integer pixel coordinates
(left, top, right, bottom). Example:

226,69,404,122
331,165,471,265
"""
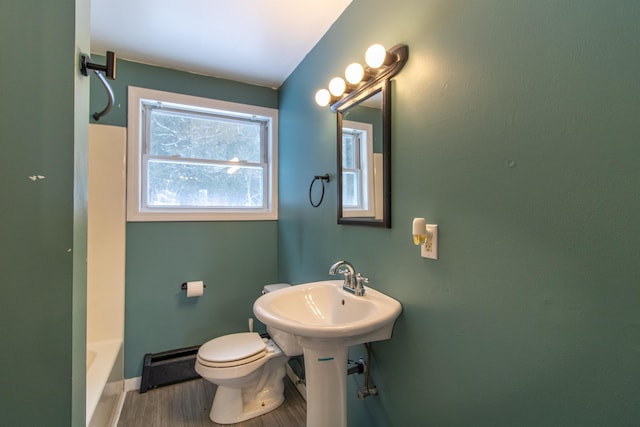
309,174,330,208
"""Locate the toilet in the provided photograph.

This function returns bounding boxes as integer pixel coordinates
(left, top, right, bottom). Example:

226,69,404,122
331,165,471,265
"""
195,283,299,424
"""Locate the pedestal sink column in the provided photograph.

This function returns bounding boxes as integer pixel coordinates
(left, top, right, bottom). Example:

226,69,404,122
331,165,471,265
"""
302,344,348,427
253,280,403,426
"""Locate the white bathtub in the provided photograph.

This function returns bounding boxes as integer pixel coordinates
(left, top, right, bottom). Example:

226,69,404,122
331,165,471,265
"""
87,126,127,426
86,339,123,426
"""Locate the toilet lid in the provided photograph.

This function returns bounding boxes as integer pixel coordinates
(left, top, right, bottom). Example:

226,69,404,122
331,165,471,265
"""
198,332,266,367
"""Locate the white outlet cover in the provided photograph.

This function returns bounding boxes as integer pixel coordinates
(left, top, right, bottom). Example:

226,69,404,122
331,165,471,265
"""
421,224,438,259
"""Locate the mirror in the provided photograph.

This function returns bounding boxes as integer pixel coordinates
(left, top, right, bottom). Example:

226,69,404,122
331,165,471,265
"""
322,44,407,228
337,79,391,227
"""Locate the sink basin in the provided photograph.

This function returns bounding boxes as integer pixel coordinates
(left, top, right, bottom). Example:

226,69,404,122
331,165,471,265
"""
254,279,402,346
253,279,402,427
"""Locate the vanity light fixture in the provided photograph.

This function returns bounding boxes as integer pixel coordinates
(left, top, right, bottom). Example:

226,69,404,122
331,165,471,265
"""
315,89,332,107
365,44,393,68
314,43,408,112
345,63,365,85
329,77,347,96
412,217,438,260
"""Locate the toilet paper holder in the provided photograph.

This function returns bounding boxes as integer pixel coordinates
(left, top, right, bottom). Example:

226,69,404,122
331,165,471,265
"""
180,282,207,291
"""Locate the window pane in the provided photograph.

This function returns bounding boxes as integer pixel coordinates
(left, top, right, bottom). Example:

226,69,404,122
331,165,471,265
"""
146,160,264,208
342,171,358,208
149,109,263,163
342,134,356,169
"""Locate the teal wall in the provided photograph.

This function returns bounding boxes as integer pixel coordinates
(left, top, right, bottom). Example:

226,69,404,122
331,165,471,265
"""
89,58,280,378
0,1,89,425
279,0,640,425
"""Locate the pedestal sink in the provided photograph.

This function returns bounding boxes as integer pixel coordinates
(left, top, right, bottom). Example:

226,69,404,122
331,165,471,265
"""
253,280,402,427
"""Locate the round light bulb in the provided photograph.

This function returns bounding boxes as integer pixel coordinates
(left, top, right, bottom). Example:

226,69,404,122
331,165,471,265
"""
365,43,388,68
345,63,365,85
328,77,346,96
315,89,331,107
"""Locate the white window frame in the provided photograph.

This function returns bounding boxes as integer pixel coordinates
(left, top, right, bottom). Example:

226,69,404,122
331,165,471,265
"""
342,120,375,218
127,86,278,221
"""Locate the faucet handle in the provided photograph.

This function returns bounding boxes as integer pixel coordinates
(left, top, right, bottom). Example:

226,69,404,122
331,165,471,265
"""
355,273,369,284
354,273,368,296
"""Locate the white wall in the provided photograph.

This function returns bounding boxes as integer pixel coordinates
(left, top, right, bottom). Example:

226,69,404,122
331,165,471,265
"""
87,124,126,343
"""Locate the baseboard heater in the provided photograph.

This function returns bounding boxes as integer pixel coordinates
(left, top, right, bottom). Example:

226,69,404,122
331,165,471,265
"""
139,345,201,393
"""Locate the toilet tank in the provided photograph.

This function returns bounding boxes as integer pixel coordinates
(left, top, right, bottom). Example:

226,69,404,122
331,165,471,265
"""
260,283,304,356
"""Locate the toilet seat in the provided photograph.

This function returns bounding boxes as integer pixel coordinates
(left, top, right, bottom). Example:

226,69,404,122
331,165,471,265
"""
197,332,267,368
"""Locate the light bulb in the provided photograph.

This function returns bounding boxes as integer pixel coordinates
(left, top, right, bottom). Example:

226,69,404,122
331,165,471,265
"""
345,63,365,85
365,43,389,68
412,217,427,245
328,77,346,96
315,89,331,107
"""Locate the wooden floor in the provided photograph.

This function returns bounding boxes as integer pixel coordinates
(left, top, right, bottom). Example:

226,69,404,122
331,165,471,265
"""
117,377,306,427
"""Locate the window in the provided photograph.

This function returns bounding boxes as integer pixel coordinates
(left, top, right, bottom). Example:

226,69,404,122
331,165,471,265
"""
341,120,375,217
127,87,278,221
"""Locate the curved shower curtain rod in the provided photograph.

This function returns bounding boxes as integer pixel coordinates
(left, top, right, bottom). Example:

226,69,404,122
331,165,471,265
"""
80,51,116,121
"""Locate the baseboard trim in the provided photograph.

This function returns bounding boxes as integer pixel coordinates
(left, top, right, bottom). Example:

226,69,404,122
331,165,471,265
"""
110,389,127,427
124,376,141,392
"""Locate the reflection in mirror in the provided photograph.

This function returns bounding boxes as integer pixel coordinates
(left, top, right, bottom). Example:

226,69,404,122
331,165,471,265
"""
341,93,380,219
338,80,390,227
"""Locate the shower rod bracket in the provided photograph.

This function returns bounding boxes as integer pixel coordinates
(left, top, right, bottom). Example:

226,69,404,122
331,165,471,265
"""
80,51,117,121
81,51,116,80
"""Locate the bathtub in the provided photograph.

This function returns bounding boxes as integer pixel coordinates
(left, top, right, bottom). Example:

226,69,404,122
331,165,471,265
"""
86,339,123,426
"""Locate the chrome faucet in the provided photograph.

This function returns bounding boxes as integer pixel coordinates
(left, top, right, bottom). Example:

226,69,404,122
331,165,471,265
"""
329,260,367,296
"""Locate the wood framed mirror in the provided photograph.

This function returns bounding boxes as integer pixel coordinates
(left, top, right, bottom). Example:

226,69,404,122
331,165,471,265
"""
337,80,390,227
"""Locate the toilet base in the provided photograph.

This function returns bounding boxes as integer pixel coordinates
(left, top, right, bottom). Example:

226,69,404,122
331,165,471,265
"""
209,384,285,424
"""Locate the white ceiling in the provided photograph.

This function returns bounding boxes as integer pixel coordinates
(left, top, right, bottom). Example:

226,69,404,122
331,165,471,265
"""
91,0,352,89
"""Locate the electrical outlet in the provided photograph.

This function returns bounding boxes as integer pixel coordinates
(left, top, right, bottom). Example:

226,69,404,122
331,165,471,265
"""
421,224,438,259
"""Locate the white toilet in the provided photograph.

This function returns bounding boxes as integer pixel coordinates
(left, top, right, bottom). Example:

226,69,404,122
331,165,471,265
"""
195,283,300,424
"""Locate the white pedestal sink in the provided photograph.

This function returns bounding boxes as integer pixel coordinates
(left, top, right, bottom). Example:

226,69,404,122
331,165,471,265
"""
253,280,402,427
